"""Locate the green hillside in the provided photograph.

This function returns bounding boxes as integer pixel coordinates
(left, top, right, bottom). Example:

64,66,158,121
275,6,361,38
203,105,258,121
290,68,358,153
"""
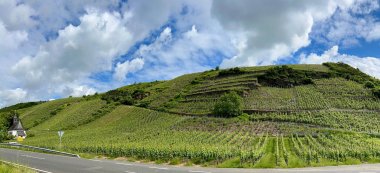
1,62,380,168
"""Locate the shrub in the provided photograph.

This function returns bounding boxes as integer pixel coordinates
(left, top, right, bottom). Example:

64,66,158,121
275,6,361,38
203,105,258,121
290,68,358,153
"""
132,89,148,100
237,113,250,121
137,101,150,108
213,92,243,118
258,65,315,87
365,81,375,88
323,62,376,84
373,88,380,99
218,67,244,77
101,90,134,105
191,79,201,85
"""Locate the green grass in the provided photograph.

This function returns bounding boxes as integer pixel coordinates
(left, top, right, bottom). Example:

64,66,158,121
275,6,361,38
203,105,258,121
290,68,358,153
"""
20,97,82,129
0,162,36,173
1,63,380,168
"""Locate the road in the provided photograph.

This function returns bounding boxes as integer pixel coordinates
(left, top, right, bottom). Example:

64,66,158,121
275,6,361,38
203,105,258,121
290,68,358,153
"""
1,148,380,173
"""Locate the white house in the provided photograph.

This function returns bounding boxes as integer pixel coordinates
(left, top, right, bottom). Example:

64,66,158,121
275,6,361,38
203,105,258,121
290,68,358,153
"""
8,115,27,138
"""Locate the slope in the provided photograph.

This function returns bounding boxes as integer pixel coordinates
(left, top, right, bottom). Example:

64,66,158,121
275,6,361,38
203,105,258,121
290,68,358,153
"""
1,63,380,168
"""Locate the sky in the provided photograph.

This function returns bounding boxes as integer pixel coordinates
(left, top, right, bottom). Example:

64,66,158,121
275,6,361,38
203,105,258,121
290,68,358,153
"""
1,0,380,107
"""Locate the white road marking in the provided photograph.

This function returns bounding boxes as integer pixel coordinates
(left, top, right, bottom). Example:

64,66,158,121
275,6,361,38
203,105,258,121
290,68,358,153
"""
149,166,168,170
359,172,377,173
20,155,45,160
189,171,212,173
116,162,133,166
125,171,136,173
0,160,52,173
89,159,103,162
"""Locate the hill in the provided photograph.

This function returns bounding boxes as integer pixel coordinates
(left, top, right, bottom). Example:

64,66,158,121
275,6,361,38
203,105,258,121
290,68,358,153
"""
1,62,380,168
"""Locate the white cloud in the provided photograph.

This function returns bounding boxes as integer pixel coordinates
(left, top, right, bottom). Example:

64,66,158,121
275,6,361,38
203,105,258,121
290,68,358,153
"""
62,85,96,97
212,0,355,67
12,9,133,95
0,0,35,30
2,0,380,108
300,46,380,79
311,0,380,47
0,88,27,107
23,0,120,34
114,58,145,81
0,21,28,57
126,24,234,81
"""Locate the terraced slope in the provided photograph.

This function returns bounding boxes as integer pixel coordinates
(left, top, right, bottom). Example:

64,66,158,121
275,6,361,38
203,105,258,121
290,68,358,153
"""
1,63,380,168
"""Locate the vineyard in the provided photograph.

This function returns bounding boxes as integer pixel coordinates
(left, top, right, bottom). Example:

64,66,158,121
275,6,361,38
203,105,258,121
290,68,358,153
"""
1,63,380,168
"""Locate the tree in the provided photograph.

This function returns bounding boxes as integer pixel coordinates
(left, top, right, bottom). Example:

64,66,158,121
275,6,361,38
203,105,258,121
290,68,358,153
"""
213,92,243,118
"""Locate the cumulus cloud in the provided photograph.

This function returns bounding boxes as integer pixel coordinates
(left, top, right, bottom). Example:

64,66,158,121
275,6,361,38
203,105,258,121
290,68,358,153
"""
114,58,144,81
123,24,234,81
212,0,355,67
300,46,380,79
12,9,133,94
1,0,380,108
62,85,96,97
0,0,35,30
0,21,28,58
311,0,380,47
23,0,120,35
0,88,28,107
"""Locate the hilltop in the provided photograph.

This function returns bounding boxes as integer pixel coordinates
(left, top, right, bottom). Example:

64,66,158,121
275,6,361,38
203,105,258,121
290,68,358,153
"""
1,62,380,168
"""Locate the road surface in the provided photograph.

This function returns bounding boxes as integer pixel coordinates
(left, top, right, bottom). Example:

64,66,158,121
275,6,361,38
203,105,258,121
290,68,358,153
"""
1,148,380,173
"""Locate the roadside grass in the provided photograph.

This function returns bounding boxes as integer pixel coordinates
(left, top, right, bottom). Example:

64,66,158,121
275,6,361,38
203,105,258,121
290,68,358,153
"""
0,162,36,173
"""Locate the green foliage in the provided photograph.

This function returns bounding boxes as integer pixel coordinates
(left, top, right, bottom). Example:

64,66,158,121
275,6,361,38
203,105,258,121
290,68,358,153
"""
0,101,44,113
213,92,243,118
132,89,149,100
365,81,376,88
258,65,317,87
0,111,17,142
237,113,249,121
0,162,36,173
373,87,380,99
323,62,378,85
190,78,201,85
101,90,135,105
218,67,245,77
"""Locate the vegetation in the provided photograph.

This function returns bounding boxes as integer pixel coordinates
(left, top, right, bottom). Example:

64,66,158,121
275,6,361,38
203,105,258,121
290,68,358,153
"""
258,65,320,87
373,87,380,99
213,92,243,117
218,67,245,77
0,111,20,142
1,63,380,168
0,102,43,113
323,62,378,84
0,163,36,173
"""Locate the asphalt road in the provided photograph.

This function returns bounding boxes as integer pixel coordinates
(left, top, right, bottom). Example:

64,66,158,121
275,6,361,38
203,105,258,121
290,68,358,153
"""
1,148,380,173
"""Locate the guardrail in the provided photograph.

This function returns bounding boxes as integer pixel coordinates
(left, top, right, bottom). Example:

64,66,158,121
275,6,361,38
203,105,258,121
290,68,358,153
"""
0,143,80,158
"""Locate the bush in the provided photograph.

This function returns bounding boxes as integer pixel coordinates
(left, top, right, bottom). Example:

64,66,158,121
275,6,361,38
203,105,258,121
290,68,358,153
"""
373,88,380,99
191,79,201,85
213,92,243,118
258,65,315,87
323,62,376,84
365,81,375,88
218,67,244,77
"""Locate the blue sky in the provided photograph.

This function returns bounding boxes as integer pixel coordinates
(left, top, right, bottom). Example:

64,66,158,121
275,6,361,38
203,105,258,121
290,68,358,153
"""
1,0,380,107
